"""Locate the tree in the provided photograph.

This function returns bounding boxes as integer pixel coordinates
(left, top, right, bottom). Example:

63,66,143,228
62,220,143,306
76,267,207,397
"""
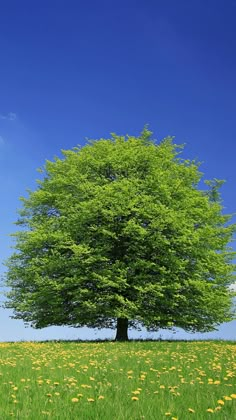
3,129,236,340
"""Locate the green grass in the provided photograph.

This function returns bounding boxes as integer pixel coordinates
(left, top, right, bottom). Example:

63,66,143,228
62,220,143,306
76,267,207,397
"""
0,340,235,419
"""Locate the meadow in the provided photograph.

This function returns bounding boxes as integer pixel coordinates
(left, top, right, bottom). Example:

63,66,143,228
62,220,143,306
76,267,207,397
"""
0,340,235,419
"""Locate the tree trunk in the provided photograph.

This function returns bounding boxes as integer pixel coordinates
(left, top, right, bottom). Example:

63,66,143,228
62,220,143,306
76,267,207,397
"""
115,318,129,341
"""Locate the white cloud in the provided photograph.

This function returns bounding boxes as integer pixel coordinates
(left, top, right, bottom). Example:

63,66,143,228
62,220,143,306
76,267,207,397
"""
0,112,17,121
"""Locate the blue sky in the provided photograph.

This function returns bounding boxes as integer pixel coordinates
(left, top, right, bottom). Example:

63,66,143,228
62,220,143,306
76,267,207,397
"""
0,0,236,341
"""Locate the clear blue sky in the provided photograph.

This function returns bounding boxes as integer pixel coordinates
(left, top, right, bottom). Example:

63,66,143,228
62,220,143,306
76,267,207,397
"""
0,0,235,341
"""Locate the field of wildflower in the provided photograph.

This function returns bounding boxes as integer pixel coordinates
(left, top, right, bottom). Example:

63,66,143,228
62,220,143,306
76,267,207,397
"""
0,340,235,419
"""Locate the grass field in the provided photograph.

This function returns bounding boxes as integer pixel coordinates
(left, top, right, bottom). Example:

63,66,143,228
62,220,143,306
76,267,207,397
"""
0,340,235,419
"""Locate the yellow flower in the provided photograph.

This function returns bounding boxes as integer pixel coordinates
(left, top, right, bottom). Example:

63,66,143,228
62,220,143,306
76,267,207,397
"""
89,377,95,381
165,413,171,416
46,394,52,397
217,400,224,405
215,406,222,411
98,395,105,399
87,398,95,402
188,408,195,413
231,394,236,398
132,390,140,395
131,396,139,401
160,385,165,389
224,396,232,400
206,408,214,413
71,398,79,403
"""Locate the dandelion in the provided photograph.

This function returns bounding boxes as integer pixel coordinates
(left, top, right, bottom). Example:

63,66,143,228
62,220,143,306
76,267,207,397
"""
160,385,165,389
188,408,195,413
165,413,172,416
89,377,95,381
215,406,222,411
217,400,224,405
98,395,105,399
87,398,95,402
206,408,214,413
71,398,79,403
231,394,236,398
224,396,232,400
131,396,139,401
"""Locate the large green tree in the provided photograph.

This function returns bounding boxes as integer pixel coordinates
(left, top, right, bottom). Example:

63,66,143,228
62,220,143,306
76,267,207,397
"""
4,129,236,340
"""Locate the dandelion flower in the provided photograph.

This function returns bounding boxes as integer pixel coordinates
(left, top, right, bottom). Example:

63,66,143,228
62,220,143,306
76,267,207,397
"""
230,394,236,399
224,396,232,400
188,408,195,413
217,400,224,405
71,398,79,403
206,408,214,413
98,395,105,400
87,398,95,402
131,396,139,401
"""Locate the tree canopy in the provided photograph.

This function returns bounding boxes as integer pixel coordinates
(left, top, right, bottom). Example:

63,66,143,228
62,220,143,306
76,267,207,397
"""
4,129,236,340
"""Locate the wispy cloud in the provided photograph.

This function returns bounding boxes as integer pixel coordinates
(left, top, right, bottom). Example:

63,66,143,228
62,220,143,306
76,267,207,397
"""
0,112,17,121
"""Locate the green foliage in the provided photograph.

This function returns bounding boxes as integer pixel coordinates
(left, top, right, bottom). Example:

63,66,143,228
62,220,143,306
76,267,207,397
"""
3,129,236,335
